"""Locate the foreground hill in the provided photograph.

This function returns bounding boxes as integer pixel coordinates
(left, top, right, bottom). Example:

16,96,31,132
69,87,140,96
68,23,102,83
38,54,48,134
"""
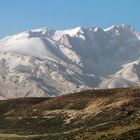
0,88,139,140
1,24,140,98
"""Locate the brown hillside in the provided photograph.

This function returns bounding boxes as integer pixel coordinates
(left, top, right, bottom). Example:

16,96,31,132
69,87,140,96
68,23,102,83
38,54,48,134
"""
0,88,139,140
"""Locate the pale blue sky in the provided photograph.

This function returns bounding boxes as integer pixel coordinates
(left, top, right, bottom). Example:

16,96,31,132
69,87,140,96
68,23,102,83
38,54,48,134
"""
0,0,140,37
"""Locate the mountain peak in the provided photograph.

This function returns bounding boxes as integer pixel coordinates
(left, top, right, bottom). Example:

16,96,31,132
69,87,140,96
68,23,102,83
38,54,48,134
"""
63,26,85,35
104,24,134,32
0,24,140,98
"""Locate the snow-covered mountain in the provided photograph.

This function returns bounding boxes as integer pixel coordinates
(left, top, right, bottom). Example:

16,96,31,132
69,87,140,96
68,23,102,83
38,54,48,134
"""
0,24,140,99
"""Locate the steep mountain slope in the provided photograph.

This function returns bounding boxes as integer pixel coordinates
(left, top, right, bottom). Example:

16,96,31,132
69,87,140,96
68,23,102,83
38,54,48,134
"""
0,88,139,140
0,24,140,98
100,59,140,88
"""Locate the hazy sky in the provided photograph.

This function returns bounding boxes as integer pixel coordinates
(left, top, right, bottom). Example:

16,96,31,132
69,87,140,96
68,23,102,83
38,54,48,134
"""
0,0,140,37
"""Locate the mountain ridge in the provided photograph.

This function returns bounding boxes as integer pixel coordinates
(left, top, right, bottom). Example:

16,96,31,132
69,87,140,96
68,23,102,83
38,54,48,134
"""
0,24,140,99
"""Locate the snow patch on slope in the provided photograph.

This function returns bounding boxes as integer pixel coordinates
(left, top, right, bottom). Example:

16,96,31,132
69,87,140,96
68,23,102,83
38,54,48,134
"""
0,24,140,99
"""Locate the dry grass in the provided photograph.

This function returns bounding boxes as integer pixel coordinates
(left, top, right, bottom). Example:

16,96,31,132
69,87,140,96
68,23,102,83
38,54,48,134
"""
0,87,139,139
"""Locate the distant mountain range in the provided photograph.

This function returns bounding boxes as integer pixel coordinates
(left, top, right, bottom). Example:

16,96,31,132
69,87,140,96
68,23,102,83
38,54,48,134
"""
0,24,140,99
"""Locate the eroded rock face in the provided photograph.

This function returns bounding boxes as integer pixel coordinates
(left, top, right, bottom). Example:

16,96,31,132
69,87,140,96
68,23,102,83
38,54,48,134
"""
0,52,88,99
